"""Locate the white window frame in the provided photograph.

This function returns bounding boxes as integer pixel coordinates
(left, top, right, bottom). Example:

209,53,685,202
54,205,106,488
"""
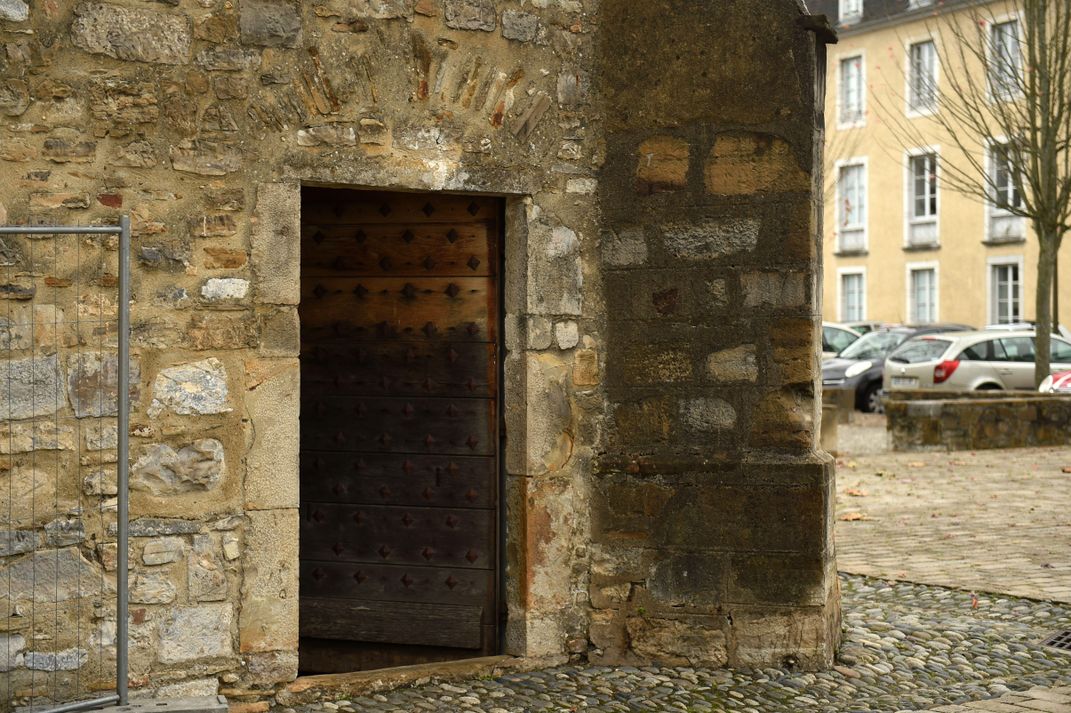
840,0,863,25
903,145,940,248
905,37,939,117
986,255,1025,325
835,156,869,253
836,52,867,129
987,14,1023,102
837,267,867,322
906,261,940,324
985,136,1026,243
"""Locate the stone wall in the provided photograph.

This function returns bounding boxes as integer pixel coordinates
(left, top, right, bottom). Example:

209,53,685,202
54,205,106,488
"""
589,0,839,669
887,394,1071,451
0,0,837,705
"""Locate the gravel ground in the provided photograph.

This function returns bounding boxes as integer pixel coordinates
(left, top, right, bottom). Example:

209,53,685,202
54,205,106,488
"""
291,575,1071,713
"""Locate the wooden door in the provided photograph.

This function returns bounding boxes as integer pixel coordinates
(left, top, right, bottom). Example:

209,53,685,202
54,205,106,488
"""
298,188,502,673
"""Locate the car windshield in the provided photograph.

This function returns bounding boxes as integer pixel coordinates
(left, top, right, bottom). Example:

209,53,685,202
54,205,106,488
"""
888,338,953,364
838,331,907,360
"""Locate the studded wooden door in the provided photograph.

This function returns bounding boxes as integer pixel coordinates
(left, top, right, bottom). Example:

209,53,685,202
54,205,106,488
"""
298,188,502,673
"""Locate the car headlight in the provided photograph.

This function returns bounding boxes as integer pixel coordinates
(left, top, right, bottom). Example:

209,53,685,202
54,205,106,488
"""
844,361,873,379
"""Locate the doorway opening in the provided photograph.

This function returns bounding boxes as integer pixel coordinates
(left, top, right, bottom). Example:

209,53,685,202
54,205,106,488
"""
298,187,504,674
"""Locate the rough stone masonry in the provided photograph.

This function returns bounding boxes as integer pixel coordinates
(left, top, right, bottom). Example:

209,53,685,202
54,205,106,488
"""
0,0,838,706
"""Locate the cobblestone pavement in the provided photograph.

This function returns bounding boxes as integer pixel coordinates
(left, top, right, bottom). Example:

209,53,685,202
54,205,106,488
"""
834,416,1071,603
292,577,1071,713
934,685,1071,712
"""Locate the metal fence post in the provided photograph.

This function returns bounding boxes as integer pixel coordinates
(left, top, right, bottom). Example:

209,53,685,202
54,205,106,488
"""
116,214,131,706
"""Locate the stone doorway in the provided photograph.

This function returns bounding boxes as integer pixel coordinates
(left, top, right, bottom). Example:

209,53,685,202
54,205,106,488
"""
297,187,504,674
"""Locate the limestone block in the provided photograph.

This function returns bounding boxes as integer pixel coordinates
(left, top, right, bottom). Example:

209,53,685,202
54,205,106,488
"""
83,468,117,496
142,537,185,566
444,0,495,31
84,423,118,451
602,226,647,267
158,604,234,663
239,509,298,654
612,397,671,444
0,1,28,22
502,9,539,41
0,634,25,672
728,606,835,669
128,518,202,537
188,536,228,602
242,650,298,685
185,314,258,351
528,226,582,315
148,358,230,417
0,79,29,117
297,125,358,147
155,678,220,698
742,271,807,309
170,141,241,176
0,530,37,557
0,354,63,420
0,422,74,454
67,353,141,418
201,278,249,302
189,214,237,238
131,439,225,496
679,397,737,433
621,345,693,385
555,321,579,350
239,0,301,47
663,218,759,261
626,616,728,666
706,344,758,383
705,133,810,195
749,388,814,450
251,183,300,305
89,78,159,125
635,136,689,193
244,361,298,510
221,532,241,561
573,348,599,386
71,2,192,65
44,517,86,547
258,308,299,357
0,547,103,603
130,572,177,604
1,467,58,528
648,553,726,607
525,355,574,476
25,648,88,671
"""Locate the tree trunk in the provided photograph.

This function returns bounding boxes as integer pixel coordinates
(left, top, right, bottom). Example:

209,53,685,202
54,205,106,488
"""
1035,235,1056,387
1054,251,1060,331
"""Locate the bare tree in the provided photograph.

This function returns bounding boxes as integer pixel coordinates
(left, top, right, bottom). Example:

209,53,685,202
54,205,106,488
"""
875,0,1071,386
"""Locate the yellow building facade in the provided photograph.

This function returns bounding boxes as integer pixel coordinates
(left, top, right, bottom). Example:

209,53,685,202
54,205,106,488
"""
819,0,1071,329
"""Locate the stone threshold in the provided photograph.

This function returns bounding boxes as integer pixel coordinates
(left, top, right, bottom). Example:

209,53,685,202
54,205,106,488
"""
101,696,229,713
274,655,568,706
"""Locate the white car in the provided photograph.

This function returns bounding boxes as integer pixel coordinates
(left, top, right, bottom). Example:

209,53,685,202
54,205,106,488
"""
883,330,1071,392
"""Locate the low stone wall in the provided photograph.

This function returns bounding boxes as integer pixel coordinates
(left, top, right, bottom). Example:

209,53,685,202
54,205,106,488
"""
886,394,1071,451
886,389,1035,402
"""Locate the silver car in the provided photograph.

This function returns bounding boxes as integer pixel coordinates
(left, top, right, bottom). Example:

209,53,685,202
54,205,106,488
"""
883,330,1071,392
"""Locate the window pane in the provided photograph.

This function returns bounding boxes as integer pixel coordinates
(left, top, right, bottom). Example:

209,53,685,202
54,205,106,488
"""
1051,339,1071,363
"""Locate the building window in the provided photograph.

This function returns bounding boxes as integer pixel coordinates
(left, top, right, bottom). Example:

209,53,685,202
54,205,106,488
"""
909,267,937,323
837,161,867,252
840,0,863,24
990,260,1022,324
990,19,1022,100
840,271,866,321
908,152,938,246
839,55,865,126
988,141,1025,241
908,40,937,113
908,0,935,8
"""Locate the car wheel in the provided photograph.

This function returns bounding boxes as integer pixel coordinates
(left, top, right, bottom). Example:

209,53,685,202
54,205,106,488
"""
976,383,1002,391
861,382,884,413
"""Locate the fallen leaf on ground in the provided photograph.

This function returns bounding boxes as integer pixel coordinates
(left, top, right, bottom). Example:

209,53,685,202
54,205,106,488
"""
839,512,868,521
846,488,867,497
907,462,925,468
1062,466,1071,473
876,469,893,477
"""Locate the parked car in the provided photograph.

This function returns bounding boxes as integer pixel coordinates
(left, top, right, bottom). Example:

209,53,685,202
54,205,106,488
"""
823,324,974,412
1039,371,1071,393
984,321,1071,340
884,330,1071,392
822,322,861,359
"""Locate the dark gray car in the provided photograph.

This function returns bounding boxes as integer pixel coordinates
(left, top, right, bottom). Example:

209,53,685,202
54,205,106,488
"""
822,324,973,412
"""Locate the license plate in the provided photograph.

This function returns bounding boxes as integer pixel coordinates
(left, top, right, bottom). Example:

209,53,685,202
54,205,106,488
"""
892,376,919,387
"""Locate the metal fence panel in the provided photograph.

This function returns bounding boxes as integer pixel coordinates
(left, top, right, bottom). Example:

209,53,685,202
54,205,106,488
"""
0,220,129,713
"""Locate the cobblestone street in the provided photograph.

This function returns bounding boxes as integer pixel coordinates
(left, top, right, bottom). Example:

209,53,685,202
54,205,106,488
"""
834,415,1071,603
285,415,1071,712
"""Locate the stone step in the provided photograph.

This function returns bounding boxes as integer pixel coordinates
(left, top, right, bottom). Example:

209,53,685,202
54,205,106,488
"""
102,696,229,713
